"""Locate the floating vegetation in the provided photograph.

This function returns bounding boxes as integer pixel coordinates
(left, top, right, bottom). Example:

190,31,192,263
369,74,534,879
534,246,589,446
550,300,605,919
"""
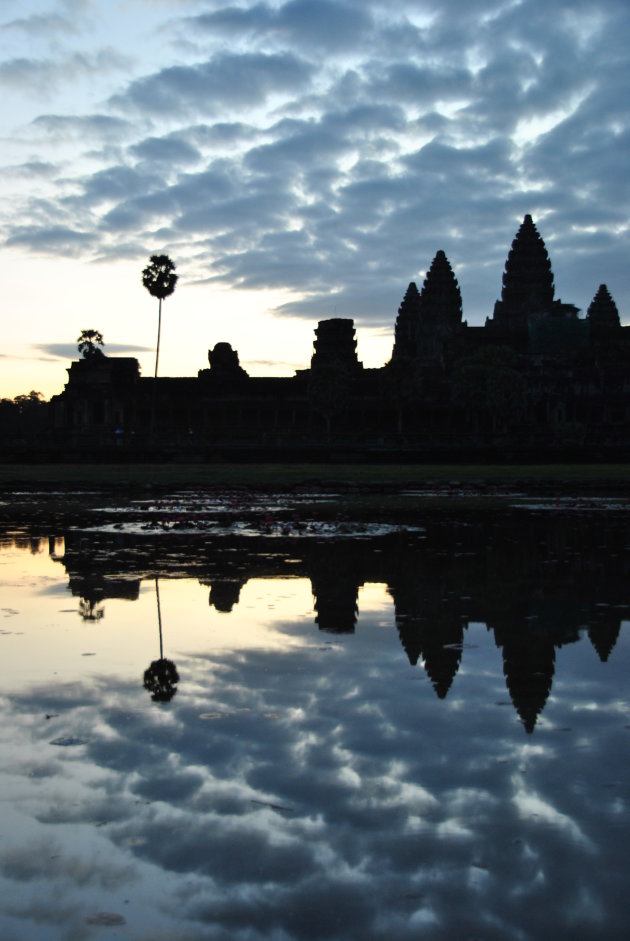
78,518,423,539
72,490,427,538
512,496,630,512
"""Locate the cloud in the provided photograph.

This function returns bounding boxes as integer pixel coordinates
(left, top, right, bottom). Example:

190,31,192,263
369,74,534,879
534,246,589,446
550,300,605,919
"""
130,133,202,167
1,13,77,37
32,343,153,360
366,61,473,108
31,114,135,140
5,225,96,255
1,0,628,326
186,0,376,53
0,50,132,94
4,160,58,178
110,51,314,117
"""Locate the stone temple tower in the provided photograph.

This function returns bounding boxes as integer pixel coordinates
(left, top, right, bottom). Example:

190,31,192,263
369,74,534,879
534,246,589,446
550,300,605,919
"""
492,214,555,330
392,282,422,360
392,251,462,363
587,284,621,334
416,250,463,359
310,318,362,373
418,250,462,329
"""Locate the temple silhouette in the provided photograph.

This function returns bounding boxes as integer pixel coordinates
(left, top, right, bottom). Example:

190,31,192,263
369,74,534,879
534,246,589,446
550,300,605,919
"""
47,214,628,459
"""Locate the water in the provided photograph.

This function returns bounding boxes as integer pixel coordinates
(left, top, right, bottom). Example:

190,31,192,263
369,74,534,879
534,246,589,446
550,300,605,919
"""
1,499,629,940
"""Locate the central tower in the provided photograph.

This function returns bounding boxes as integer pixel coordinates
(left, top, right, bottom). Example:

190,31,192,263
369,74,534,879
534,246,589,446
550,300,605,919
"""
492,214,555,330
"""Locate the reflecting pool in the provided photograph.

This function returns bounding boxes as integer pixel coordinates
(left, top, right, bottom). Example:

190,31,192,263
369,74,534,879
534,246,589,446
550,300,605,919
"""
1,495,629,940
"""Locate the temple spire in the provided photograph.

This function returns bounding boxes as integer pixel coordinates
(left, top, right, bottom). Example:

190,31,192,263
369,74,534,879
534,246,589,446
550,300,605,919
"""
392,281,422,360
494,214,555,328
419,250,462,329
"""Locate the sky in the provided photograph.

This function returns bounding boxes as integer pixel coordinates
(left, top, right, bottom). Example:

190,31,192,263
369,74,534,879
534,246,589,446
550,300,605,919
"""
0,0,628,400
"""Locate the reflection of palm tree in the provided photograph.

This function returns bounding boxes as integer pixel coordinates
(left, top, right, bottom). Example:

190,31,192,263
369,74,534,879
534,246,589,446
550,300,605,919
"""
143,577,179,702
143,658,180,702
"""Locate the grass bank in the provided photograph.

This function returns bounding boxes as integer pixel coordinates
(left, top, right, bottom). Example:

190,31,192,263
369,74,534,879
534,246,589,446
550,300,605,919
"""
1,462,630,491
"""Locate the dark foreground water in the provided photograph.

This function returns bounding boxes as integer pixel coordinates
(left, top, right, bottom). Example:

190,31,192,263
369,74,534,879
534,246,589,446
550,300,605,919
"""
1,492,629,940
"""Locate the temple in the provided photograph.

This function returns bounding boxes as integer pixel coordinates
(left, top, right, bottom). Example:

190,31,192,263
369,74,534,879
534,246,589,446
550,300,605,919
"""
47,215,630,459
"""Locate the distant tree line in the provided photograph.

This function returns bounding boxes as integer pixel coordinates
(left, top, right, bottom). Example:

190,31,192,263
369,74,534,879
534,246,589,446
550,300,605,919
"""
0,390,48,451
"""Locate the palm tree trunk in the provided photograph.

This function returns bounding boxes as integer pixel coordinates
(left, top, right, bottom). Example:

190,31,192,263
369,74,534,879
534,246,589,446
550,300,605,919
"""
155,577,163,660
151,297,162,441
154,297,162,379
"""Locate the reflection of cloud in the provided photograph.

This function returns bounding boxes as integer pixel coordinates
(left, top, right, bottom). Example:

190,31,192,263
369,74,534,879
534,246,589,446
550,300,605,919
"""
3,520,630,941
2,893,84,934
0,838,135,890
3,616,628,941
512,778,596,851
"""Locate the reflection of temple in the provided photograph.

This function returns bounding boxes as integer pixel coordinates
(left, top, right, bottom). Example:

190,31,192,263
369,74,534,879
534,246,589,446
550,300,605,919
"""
46,509,630,732
588,617,621,662
49,215,630,459
398,617,464,699
209,578,243,613
60,534,140,621
389,576,465,698
495,628,556,734
310,545,362,633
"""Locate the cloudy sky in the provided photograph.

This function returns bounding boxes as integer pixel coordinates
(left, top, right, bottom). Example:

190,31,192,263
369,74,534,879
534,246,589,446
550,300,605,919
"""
1,0,628,398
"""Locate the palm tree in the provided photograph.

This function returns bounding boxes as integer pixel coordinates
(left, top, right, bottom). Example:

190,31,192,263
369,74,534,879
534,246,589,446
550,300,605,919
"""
141,254,178,378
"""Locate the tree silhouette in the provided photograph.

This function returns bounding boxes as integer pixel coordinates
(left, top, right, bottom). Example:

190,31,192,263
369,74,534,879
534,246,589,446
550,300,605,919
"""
77,329,104,360
141,254,178,379
11,390,44,409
